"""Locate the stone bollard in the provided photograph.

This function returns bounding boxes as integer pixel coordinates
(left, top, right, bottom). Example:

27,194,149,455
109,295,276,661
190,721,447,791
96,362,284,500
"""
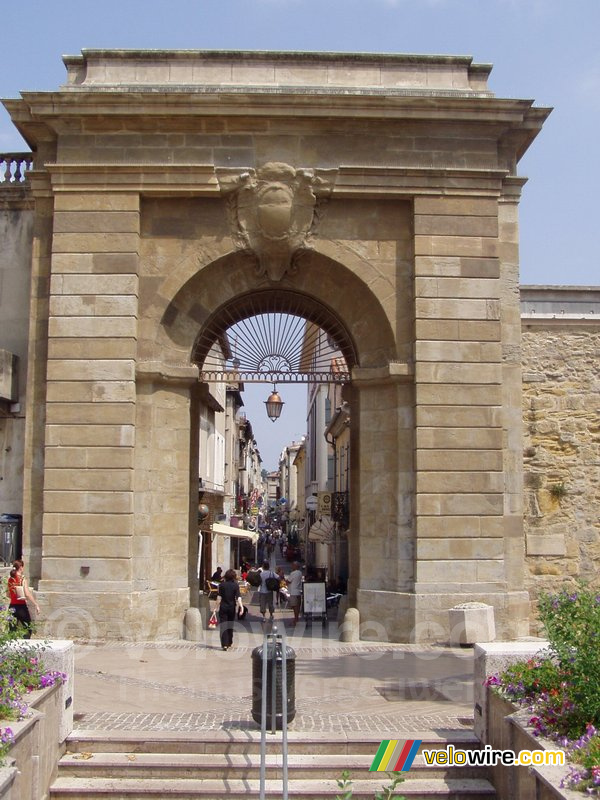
340,607,360,642
449,602,495,646
184,607,204,642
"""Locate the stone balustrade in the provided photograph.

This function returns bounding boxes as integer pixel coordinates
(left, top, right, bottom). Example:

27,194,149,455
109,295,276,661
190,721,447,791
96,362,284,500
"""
0,153,33,184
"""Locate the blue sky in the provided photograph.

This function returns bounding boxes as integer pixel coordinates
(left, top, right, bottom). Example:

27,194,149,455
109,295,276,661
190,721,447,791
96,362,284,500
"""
1,0,598,468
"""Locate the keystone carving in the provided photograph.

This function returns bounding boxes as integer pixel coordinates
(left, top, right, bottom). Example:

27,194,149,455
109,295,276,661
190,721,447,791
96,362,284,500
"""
217,162,337,282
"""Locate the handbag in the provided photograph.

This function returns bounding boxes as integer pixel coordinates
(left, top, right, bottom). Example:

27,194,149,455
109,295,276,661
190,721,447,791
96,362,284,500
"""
14,583,26,601
208,610,218,630
246,569,261,587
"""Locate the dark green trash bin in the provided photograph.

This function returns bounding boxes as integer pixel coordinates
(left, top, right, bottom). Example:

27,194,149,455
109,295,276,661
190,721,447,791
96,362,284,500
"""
251,640,296,729
0,514,22,564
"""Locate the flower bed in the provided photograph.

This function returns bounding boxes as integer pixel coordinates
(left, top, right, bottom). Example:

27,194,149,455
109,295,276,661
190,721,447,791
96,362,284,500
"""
0,584,74,799
0,682,63,800
482,585,600,796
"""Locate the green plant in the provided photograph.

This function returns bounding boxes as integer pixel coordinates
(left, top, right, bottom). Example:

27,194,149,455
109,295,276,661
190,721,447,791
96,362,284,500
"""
488,583,600,740
537,584,600,737
336,769,353,800
375,772,406,799
336,771,406,800
548,482,567,501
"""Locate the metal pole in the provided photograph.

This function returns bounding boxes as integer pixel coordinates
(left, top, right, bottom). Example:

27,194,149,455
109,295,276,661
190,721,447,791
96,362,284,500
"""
271,629,277,735
281,625,288,800
259,629,268,800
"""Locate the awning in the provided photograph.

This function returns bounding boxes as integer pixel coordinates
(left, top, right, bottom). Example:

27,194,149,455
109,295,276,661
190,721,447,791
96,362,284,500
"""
308,516,335,543
210,523,259,544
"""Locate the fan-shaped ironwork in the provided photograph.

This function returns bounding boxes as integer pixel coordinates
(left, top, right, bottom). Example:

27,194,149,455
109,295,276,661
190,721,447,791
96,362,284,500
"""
194,291,354,383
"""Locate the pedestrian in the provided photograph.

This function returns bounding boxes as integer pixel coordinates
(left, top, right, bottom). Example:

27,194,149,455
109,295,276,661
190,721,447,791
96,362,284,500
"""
287,561,303,625
214,568,244,651
7,559,40,639
258,559,278,623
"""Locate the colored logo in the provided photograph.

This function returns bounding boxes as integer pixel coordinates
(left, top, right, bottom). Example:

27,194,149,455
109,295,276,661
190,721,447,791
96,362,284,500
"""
370,739,422,772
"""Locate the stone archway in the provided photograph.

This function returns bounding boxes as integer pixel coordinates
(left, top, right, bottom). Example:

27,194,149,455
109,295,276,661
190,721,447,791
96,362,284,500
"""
10,49,549,641
147,243,403,637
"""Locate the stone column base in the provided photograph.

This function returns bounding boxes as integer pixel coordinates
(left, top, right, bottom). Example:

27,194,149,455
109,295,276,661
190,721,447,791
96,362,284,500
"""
357,589,530,643
35,588,190,641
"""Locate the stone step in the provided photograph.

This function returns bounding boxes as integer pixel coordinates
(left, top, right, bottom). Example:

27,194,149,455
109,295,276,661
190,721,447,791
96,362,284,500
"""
65,727,480,755
49,776,497,799
57,751,489,781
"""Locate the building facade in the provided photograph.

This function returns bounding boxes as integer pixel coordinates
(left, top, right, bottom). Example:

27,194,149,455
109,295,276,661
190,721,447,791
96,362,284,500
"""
1,49,594,643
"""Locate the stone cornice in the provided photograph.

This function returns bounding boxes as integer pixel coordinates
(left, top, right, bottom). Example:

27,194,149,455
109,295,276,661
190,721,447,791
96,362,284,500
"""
17,89,540,122
522,315,600,330
43,162,516,197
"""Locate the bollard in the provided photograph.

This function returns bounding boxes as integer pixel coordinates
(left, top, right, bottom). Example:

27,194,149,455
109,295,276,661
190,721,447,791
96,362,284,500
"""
340,607,360,642
251,640,296,729
184,607,203,642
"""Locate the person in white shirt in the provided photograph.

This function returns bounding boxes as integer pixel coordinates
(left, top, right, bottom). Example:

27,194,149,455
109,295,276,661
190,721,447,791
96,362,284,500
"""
286,562,303,624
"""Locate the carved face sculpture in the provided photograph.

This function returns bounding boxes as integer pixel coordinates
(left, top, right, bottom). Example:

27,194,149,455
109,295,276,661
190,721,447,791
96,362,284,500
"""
256,183,294,241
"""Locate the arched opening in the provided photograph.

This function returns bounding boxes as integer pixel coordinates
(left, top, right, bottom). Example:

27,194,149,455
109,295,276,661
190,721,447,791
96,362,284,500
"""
151,247,405,639
190,288,361,600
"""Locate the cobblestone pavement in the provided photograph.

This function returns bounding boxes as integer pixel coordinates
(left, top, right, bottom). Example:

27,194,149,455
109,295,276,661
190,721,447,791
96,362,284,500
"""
72,616,476,734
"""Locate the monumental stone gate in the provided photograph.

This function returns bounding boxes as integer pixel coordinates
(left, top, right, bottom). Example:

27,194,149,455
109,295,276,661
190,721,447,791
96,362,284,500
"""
5,50,549,641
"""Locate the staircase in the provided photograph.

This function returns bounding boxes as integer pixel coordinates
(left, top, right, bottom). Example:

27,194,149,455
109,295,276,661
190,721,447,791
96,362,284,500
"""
50,728,496,799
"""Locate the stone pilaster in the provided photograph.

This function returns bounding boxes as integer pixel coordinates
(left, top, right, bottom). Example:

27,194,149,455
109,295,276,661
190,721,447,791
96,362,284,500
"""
36,192,140,639
411,194,526,639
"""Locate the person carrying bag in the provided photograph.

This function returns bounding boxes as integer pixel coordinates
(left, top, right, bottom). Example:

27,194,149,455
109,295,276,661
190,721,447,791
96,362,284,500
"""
7,559,40,639
258,560,278,623
214,569,243,650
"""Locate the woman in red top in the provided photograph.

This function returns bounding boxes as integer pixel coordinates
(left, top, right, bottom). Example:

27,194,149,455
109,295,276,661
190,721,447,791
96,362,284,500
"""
7,559,39,639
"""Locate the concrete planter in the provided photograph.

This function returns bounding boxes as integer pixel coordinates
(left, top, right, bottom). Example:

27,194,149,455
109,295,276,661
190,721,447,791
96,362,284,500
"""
475,643,584,800
0,640,74,800
0,683,62,800
485,690,583,800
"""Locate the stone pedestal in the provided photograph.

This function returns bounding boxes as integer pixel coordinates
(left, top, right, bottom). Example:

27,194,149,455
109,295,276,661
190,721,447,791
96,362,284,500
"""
449,602,496,646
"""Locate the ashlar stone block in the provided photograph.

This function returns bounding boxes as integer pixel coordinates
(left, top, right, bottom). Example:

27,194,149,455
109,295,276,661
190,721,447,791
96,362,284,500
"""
449,602,496,645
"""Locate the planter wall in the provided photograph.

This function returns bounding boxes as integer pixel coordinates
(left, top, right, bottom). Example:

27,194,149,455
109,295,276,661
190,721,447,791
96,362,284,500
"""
475,641,584,800
0,640,74,800
0,683,62,800
486,690,582,800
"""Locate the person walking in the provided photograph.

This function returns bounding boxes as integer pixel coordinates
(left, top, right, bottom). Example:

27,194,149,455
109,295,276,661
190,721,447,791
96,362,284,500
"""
214,568,243,650
258,559,278,623
7,559,40,639
287,561,303,625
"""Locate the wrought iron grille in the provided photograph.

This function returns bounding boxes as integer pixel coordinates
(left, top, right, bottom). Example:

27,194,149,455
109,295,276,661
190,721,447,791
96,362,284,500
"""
194,290,355,384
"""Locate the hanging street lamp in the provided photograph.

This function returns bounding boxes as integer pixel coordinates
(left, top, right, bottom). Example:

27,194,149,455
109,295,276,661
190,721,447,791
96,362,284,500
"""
264,386,284,422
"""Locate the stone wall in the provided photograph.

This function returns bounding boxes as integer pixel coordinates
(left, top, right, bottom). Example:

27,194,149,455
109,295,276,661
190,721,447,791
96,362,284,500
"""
522,323,600,626
0,198,33,515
